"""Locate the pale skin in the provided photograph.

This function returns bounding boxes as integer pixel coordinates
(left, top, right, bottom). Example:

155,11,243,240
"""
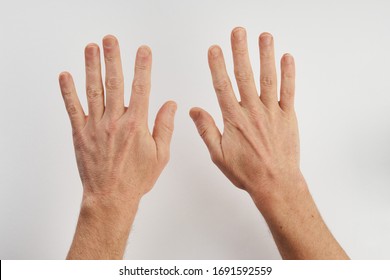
59,35,177,259
60,29,348,260
189,27,349,259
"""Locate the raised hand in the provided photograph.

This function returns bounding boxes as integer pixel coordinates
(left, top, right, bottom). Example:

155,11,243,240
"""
190,28,301,203
190,27,348,259
59,35,177,259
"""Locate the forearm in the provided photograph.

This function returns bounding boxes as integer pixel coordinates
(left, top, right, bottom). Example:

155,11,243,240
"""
252,177,349,260
67,193,140,260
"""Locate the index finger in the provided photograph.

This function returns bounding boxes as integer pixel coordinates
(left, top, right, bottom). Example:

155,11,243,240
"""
208,45,240,121
127,46,152,124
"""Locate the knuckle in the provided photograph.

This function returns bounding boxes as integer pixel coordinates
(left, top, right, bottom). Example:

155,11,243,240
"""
234,69,253,83
233,119,246,131
280,88,292,97
214,78,231,93
210,152,221,165
197,124,209,139
124,116,144,134
132,80,148,96
282,69,294,79
85,64,96,73
62,89,72,97
104,55,115,63
88,130,98,143
246,106,262,120
105,77,123,91
260,75,274,88
260,51,273,59
233,47,247,56
126,117,141,131
66,103,78,116
222,104,240,120
104,120,119,136
86,87,103,102
134,63,149,71
127,117,137,128
160,122,173,135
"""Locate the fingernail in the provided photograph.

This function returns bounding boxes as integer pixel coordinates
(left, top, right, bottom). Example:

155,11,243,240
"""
189,109,200,120
59,72,69,83
170,103,177,114
86,44,98,55
209,46,220,57
103,36,116,48
138,46,151,58
233,27,246,40
284,53,294,64
260,33,272,45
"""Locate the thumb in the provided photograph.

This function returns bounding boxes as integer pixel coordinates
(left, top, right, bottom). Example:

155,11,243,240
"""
153,101,177,162
189,107,222,163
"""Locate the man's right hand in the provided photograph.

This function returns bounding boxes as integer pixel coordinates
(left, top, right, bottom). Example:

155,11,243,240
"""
190,27,303,209
190,27,349,259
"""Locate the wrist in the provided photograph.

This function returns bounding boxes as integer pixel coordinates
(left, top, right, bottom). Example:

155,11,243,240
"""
78,188,142,240
67,188,142,260
80,190,141,223
249,171,309,216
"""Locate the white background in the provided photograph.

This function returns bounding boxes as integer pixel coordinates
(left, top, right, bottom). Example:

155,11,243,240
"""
0,0,389,259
